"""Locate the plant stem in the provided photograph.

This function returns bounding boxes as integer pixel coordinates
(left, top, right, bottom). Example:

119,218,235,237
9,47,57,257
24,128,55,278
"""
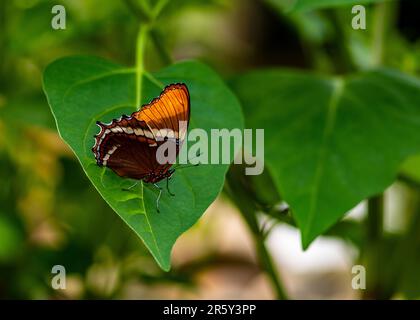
226,168,288,300
363,194,384,299
125,0,173,69
371,2,391,67
367,194,383,242
245,207,288,300
325,9,356,74
135,24,150,106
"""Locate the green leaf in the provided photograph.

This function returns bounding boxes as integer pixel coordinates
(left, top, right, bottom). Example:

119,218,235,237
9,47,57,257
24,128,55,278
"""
231,68,420,248
400,154,420,184
282,0,389,12
43,56,243,270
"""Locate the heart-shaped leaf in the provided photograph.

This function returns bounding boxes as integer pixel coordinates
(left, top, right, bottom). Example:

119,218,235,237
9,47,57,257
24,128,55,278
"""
43,56,243,270
231,68,420,248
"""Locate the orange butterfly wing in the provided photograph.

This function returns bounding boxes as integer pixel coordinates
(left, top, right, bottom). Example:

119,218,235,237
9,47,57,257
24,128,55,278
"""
133,83,190,143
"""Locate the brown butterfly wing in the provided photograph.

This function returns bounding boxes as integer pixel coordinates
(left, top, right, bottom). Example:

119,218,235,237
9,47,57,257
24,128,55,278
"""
92,83,190,182
92,116,159,179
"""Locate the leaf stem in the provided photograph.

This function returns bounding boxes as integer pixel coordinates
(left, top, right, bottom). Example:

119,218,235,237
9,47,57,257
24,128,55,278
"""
135,24,150,107
226,167,288,300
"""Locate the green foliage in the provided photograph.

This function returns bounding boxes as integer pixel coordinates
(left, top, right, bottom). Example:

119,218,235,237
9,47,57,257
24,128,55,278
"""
0,214,23,262
43,56,243,270
270,0,390,12
231,68,420,247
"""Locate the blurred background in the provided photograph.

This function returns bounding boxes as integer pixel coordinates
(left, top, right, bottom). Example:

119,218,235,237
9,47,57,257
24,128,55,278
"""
0,0,420,299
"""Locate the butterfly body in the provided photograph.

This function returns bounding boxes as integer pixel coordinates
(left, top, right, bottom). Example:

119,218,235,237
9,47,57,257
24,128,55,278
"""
92,83,190,186
142,168,175,184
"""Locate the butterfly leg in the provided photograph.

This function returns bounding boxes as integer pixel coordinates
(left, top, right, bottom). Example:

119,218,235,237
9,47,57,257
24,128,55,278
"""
166,177,175,197
122,181,139,192
153,183,162,213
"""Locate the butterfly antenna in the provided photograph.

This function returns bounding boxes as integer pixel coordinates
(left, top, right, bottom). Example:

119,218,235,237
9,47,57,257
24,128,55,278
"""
173,163,200,171
172,152,202,170
154,183,162,213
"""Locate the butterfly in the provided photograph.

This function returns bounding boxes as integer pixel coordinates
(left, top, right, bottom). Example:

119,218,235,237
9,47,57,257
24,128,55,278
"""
92,83,190,211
